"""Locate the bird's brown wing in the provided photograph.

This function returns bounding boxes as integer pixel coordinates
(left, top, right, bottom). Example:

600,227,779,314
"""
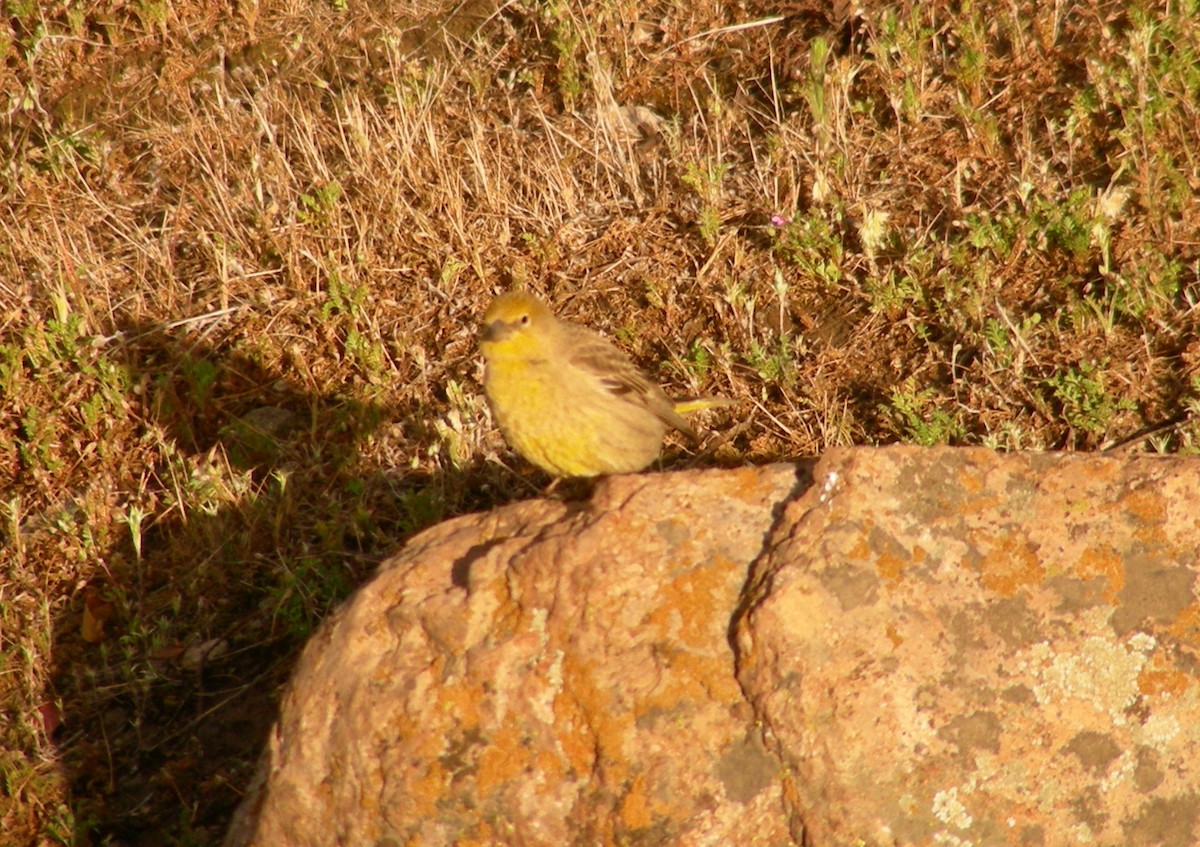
565,325,697,439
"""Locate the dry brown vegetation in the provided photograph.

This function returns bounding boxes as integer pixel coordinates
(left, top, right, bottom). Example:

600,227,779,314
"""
2,0,1198,843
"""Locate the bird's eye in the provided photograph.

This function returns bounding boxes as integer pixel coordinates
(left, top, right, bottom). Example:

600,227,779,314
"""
519,314,530,325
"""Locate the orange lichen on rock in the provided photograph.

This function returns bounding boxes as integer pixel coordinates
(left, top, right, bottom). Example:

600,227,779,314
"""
977,535,1044,596
1076,543,1126,602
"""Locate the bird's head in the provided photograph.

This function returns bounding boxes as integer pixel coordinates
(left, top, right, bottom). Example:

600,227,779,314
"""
479,291,558,361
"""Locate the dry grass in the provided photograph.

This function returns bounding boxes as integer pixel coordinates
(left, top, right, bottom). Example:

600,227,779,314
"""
2,0,1198,842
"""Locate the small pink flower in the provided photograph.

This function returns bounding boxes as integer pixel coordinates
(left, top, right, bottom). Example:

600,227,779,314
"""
770,213,790,228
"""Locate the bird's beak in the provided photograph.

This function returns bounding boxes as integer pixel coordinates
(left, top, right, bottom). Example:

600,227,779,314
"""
480,320,511,344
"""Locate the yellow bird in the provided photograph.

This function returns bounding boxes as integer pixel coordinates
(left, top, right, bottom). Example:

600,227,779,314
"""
479,291,725,478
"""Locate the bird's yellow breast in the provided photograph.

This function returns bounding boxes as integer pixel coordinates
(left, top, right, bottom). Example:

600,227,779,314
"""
483,357,666,477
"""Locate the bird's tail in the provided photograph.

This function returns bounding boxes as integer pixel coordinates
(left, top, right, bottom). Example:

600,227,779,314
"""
668,396,735,441
672,396,736,416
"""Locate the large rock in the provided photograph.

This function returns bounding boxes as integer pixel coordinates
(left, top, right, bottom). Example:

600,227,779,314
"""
736,448,1200,847
224,463,807,847
226,448,1200,846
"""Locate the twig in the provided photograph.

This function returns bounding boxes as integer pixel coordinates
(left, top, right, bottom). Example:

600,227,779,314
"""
660,16,788,56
